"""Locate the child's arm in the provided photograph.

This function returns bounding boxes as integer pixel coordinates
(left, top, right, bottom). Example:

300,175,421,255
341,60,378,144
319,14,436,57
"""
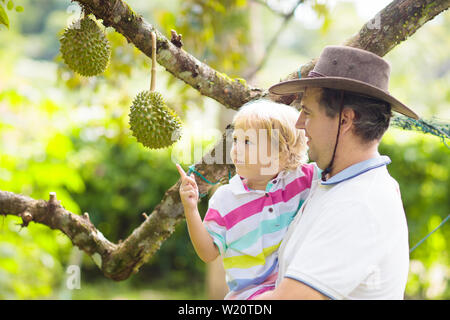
185,206,219,263
176,164,219,263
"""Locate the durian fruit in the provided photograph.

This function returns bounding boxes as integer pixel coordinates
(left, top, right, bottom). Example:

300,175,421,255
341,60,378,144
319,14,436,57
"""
129,31,182,149
60,16,111,77
129,90,182,149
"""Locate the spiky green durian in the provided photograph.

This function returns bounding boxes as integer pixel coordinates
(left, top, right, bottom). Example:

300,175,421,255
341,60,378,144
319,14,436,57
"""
129,91,182,149
60,16,111,77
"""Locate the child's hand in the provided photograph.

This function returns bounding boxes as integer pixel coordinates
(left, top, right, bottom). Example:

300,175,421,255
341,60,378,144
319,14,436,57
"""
176,164,199,211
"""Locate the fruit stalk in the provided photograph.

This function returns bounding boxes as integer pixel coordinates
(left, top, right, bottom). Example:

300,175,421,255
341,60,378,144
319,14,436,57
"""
150,31,156,92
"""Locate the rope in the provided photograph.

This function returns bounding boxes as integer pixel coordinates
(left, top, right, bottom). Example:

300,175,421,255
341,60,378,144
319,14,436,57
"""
186,165,233,198
391,115,450,149
409,214,450,254
297,67,302,79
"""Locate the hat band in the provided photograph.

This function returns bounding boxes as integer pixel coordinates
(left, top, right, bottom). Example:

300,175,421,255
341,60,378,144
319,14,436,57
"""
308,70,325,78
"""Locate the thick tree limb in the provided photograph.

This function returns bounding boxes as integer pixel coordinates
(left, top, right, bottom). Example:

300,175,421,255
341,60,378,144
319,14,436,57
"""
0,191,117,266
1,0,448,281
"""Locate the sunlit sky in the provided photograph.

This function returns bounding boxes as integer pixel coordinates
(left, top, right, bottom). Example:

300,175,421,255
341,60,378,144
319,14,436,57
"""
330,0,393,19
290,0,394,28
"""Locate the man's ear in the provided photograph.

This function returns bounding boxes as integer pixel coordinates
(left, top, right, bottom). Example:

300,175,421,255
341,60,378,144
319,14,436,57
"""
340,107,356,134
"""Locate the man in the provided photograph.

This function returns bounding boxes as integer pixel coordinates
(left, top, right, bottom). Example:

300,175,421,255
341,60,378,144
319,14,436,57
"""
258,45,419,299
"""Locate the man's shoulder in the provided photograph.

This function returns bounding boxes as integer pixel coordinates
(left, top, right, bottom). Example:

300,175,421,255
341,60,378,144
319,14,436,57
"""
328,165,400,201
301,166,403,227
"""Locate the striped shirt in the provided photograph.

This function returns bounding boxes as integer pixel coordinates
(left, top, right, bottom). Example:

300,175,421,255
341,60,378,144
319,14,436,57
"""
203,163,317,300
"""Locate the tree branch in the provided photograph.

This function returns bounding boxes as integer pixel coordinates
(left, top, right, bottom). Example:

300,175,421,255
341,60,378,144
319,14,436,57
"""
244,0,305,79
0,191,117,265
249,0,295,18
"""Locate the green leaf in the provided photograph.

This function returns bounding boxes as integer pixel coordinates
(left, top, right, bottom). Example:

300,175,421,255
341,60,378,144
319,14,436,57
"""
312,3,329,18
7,0,13,10
0,5,9,28
15,5,22,12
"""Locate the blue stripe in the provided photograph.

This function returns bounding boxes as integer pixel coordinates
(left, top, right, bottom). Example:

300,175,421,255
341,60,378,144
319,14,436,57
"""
296,199,305,212
206,230,227,254
321,155,391,185
227,258,278,292
285,275,337,300
228,210,298,252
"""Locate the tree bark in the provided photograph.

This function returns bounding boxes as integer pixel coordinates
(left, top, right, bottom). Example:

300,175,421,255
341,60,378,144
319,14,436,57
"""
0,0,448,281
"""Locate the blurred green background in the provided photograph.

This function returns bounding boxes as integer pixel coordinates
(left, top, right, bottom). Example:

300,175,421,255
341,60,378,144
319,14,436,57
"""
0,0,448,299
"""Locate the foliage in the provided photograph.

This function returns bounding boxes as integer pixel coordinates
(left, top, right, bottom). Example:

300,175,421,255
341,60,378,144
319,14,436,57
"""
0,87,80,299
157,0,250,76
69,123,181,243
0,216,70,299
0,0,24,29
380,129,450,299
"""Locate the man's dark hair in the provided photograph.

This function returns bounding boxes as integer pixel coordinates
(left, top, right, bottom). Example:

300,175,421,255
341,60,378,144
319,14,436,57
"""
319,88,393,143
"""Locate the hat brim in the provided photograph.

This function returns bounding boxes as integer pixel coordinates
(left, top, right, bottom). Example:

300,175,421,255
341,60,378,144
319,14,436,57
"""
269,77,419,120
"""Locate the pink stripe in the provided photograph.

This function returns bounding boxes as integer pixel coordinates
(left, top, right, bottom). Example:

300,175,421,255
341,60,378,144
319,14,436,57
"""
263,272,278,284
241,177,251,192
224,168,313,229
203,208,226,227
301,163,315,184
224,196,270,229
247,286,275,300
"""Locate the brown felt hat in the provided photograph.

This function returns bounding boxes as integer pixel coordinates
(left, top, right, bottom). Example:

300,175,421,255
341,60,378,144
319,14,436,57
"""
269,46,419,119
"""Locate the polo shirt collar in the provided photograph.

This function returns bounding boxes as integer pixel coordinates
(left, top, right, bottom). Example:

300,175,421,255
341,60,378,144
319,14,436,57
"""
321,155,391,185
229,169,292,195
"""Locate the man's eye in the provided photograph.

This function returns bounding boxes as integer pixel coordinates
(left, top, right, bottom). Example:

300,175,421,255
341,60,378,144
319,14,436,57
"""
301,106,310,115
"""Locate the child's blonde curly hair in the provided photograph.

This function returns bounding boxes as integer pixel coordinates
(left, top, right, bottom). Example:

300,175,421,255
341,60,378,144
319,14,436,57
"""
232,99,308,172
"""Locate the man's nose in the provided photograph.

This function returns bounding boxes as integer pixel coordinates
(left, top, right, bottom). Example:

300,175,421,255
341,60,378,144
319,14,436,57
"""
296,112,306,129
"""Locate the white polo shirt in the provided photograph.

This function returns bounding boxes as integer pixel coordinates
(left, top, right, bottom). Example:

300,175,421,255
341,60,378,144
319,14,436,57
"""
276,155,410,299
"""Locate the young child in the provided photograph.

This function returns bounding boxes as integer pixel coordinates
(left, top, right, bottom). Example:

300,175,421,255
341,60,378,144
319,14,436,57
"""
176,99,318,300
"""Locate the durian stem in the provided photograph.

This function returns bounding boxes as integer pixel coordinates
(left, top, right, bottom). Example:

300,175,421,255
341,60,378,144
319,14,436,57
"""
150,31,156,92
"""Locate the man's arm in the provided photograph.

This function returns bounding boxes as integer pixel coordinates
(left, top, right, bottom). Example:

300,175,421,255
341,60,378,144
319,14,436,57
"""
255,278,330,300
